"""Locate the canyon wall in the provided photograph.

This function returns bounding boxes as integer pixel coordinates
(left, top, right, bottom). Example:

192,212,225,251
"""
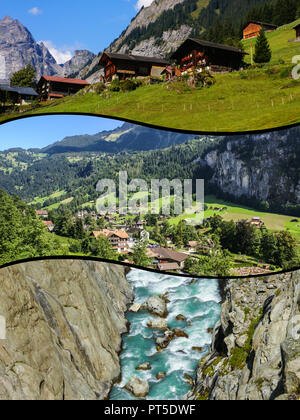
188,270,300,400
0,260,133,400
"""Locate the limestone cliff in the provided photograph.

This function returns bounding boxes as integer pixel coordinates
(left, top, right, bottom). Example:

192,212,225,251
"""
200,128,300,206
187,271,300,400
0,260,133,400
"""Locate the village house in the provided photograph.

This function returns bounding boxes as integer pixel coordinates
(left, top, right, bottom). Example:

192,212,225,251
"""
243,21,278,40
0,85,39,105
99,52,169,82
93,229,129,253
151,247,189,272
171,38,247,74
251,216,264,228
36,209,48,219
43,221,55,232
187,241,198,253
37,76,90,101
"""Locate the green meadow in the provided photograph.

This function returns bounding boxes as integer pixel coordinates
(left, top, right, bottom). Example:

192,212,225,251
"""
1,19,300,132
169,195,300,241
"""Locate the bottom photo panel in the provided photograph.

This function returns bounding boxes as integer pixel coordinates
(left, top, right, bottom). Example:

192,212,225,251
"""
0,259,299,402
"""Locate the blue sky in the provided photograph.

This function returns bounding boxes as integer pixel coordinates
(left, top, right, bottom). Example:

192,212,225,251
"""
0,116,122,150
2,0,154,63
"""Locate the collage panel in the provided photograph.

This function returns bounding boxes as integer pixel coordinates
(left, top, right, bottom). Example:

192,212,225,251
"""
0,115,300,278
0,258,299,401
0,0,300,405
0,1,299,131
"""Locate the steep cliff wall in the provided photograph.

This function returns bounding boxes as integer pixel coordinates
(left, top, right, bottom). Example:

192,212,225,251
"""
188,271,300,400
200,128,300,205
0,260,134,400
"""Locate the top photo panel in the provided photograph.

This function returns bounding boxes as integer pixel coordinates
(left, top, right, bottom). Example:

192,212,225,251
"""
0,0,300,133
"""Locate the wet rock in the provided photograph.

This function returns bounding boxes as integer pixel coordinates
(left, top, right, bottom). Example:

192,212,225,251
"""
144,295,168,317
147,318,169,330
176,314,187,322
173,328,189,339
156,330,175,351
184,374,194,386
129,303,142,313
125,377,149,398
156,372,167,380
192,347,204,353
136,363,151,371
207,328,214,334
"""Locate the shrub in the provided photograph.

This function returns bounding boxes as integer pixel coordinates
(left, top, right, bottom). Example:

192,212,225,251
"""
94,83,106,94
120,79,138,92
109,80,120,92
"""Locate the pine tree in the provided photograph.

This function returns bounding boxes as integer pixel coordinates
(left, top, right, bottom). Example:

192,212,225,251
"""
10,64,36,88
254,29,272,63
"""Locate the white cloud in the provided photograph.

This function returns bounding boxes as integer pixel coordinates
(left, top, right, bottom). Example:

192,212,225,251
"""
135,0,154,11
28,7,43,15
39,41,73,64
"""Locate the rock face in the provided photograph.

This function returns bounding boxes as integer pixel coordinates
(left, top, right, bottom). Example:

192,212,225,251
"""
0,16,63,80
107,0,187,56
200,128,300,206
187,271,300,401
0,260,134,400
62,50,96,78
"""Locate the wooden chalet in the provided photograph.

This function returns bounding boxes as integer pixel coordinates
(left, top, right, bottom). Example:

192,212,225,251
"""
171,38,247,74
294,23,300,39
99,52,169,82
37,76,90,101
243,21,277,40
0,85,39,105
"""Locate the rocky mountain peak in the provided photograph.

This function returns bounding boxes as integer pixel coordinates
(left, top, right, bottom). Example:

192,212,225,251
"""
0,15,63,80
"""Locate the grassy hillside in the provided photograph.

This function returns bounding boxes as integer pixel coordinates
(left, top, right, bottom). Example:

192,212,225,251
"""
169,195,300,240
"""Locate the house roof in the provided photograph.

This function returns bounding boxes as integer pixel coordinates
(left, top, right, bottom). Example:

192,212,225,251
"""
155,247,189,263
93,229,129,240
43,221,54,226
99,52,169,66
0,85,39,96
157,263,181,271
245,21,278,29
39,75,89,86
171,38,248,60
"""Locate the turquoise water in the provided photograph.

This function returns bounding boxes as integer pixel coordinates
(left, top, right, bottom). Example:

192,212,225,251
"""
110,269,221,401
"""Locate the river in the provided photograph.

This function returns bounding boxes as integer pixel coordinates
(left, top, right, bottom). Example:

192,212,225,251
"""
110,269,221,400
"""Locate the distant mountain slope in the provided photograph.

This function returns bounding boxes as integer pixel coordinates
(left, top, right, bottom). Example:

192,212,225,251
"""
62,50,96,78
41,123,194,154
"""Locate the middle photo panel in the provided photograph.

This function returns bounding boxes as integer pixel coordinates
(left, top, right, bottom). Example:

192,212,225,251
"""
0,115,299,278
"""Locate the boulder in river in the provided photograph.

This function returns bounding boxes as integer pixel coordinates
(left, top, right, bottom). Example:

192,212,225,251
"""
129,303,142,313
147,318,169,330
173,328,189,339
136,363,151,371
125,377,149,398
156,372,167,380
144,295,168,317
176,314,187,322
156,330,175,350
